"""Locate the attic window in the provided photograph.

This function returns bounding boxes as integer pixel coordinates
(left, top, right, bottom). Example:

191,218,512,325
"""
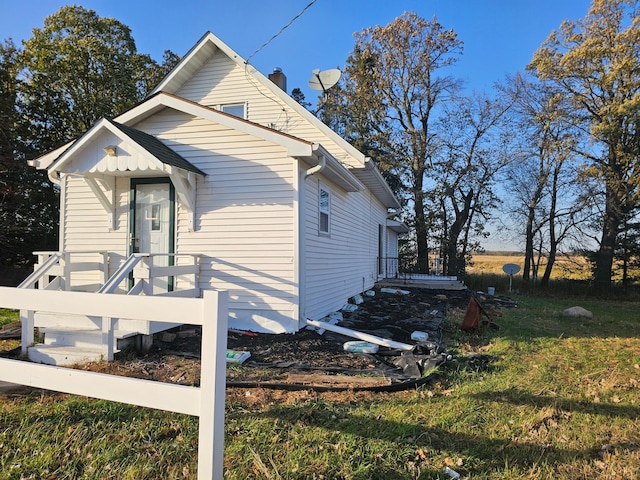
221,103,246,119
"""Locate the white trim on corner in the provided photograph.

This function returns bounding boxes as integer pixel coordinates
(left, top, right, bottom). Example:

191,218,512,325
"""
294,159,303,326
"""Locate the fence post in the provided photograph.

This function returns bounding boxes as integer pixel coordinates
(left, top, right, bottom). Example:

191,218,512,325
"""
20,309,34,355
197,289,228,480
101,316,116,361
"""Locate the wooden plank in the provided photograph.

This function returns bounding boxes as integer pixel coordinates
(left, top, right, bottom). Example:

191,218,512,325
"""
0,287,204,325
0,357,200,416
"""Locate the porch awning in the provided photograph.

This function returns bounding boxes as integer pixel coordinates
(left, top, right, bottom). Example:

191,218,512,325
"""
48,118,204,231
48,118,204,178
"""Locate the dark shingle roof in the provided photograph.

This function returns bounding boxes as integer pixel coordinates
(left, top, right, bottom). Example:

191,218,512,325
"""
109,120,205,176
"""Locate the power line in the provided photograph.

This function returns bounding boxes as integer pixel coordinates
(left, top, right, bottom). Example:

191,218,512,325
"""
245,0,318,64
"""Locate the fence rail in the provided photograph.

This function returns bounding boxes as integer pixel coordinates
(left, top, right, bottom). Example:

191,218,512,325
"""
0,287,228,480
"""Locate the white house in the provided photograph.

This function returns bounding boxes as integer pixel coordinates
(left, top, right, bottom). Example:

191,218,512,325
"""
23,32,408,365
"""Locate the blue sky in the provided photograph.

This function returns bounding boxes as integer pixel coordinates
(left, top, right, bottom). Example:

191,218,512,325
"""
2,0,593,102
1,0,595,250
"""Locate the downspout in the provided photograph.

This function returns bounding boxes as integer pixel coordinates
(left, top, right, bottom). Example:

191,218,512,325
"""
297,152,325,328
305,154,326,178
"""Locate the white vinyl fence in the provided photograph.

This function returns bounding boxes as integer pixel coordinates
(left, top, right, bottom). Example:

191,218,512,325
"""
0,287,228,480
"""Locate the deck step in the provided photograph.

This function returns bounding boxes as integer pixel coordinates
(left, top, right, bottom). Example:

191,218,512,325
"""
30,327,144,366
27,345,106,366
42,327,136,349
34,311,101,330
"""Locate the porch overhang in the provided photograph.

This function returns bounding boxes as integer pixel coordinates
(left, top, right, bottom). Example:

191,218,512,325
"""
48,119,204,232
386,219,410,234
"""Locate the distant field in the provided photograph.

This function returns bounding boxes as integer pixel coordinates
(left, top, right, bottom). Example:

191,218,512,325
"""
468,253,592,280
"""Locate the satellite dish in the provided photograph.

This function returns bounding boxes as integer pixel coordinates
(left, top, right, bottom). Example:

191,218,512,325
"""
502,263,520,292
308,68,341,93
502,263,521,275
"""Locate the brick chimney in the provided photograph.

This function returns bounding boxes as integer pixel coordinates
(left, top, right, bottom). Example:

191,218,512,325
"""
268,67,287,92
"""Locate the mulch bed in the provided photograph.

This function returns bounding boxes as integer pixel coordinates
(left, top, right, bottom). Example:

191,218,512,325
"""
145,285,480,389
1,285,516,391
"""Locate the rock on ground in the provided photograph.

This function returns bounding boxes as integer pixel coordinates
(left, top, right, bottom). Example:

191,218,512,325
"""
563,306,593,318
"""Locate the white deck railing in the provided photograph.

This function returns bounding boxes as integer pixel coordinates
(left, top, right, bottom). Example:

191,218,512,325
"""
0,287,228,480
21,251,201,297
19,251,109,291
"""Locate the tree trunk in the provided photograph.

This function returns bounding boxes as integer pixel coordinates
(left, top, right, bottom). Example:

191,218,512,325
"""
445,190,473,277
594,174,622,290
540,166,559,287
413,170,429,273
523,205,535,282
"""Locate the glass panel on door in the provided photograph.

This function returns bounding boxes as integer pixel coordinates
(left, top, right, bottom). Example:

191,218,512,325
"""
132,182,173,293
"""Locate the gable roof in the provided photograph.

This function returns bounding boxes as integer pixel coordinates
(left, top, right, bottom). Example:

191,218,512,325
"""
48,117,204,178
151,31,400,209
116,92,364,192
110,120,205,175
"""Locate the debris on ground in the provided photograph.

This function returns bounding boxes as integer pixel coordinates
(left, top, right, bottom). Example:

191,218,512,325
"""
1,285,518,392
146,285,482,390
0,321,21,340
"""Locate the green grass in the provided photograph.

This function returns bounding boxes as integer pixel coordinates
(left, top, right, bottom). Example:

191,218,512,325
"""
0,308,18,328
2,296,640,479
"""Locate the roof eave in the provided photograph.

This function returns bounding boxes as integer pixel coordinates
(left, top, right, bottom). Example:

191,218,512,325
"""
350,158,401,209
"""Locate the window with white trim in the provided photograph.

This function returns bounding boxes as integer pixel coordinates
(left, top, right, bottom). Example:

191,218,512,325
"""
319,186,331,235
221,103,246,119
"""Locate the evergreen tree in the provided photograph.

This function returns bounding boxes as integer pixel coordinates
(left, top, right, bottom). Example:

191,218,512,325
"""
529,0,640,289
0,39,58,267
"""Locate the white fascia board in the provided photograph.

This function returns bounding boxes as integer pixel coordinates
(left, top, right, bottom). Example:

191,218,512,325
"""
316,144,364,192
49,118,167,175
386,219,410,234
151,32,219,95
48,118,112,173
358,158,402,209
29,142,73,171
298,144,364,193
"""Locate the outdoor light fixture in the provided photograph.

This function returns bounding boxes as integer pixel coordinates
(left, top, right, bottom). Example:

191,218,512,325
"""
103,145,117,156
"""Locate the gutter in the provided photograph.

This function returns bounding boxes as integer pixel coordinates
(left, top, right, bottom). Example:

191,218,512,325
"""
304,154,326,178
304,318,414,351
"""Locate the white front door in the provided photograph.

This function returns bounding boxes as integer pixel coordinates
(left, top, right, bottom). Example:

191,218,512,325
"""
131,180,174,293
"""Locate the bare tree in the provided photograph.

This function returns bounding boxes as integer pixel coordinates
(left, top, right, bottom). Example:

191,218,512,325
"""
503,74,593,286
325,12,463,273
428,90,516,276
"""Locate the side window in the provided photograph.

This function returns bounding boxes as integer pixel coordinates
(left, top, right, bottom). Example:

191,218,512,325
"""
319,186,330,235
221,103,246,119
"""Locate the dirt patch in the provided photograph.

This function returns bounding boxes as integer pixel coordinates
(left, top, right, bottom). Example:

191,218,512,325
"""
92,286,481,390
1,286,515,397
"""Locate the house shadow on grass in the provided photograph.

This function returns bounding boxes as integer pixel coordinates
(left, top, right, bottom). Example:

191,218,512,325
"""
470,386,640,421
257,400,599,478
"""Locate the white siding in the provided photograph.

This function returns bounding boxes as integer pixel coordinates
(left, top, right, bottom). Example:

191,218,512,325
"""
136,111,298,333
61,175,129,288
302,172,388,321
176,51,363,168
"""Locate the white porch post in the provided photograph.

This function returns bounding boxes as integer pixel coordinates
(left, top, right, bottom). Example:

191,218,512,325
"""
197,289,228,480
62,252,71,291
100,252,109,285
